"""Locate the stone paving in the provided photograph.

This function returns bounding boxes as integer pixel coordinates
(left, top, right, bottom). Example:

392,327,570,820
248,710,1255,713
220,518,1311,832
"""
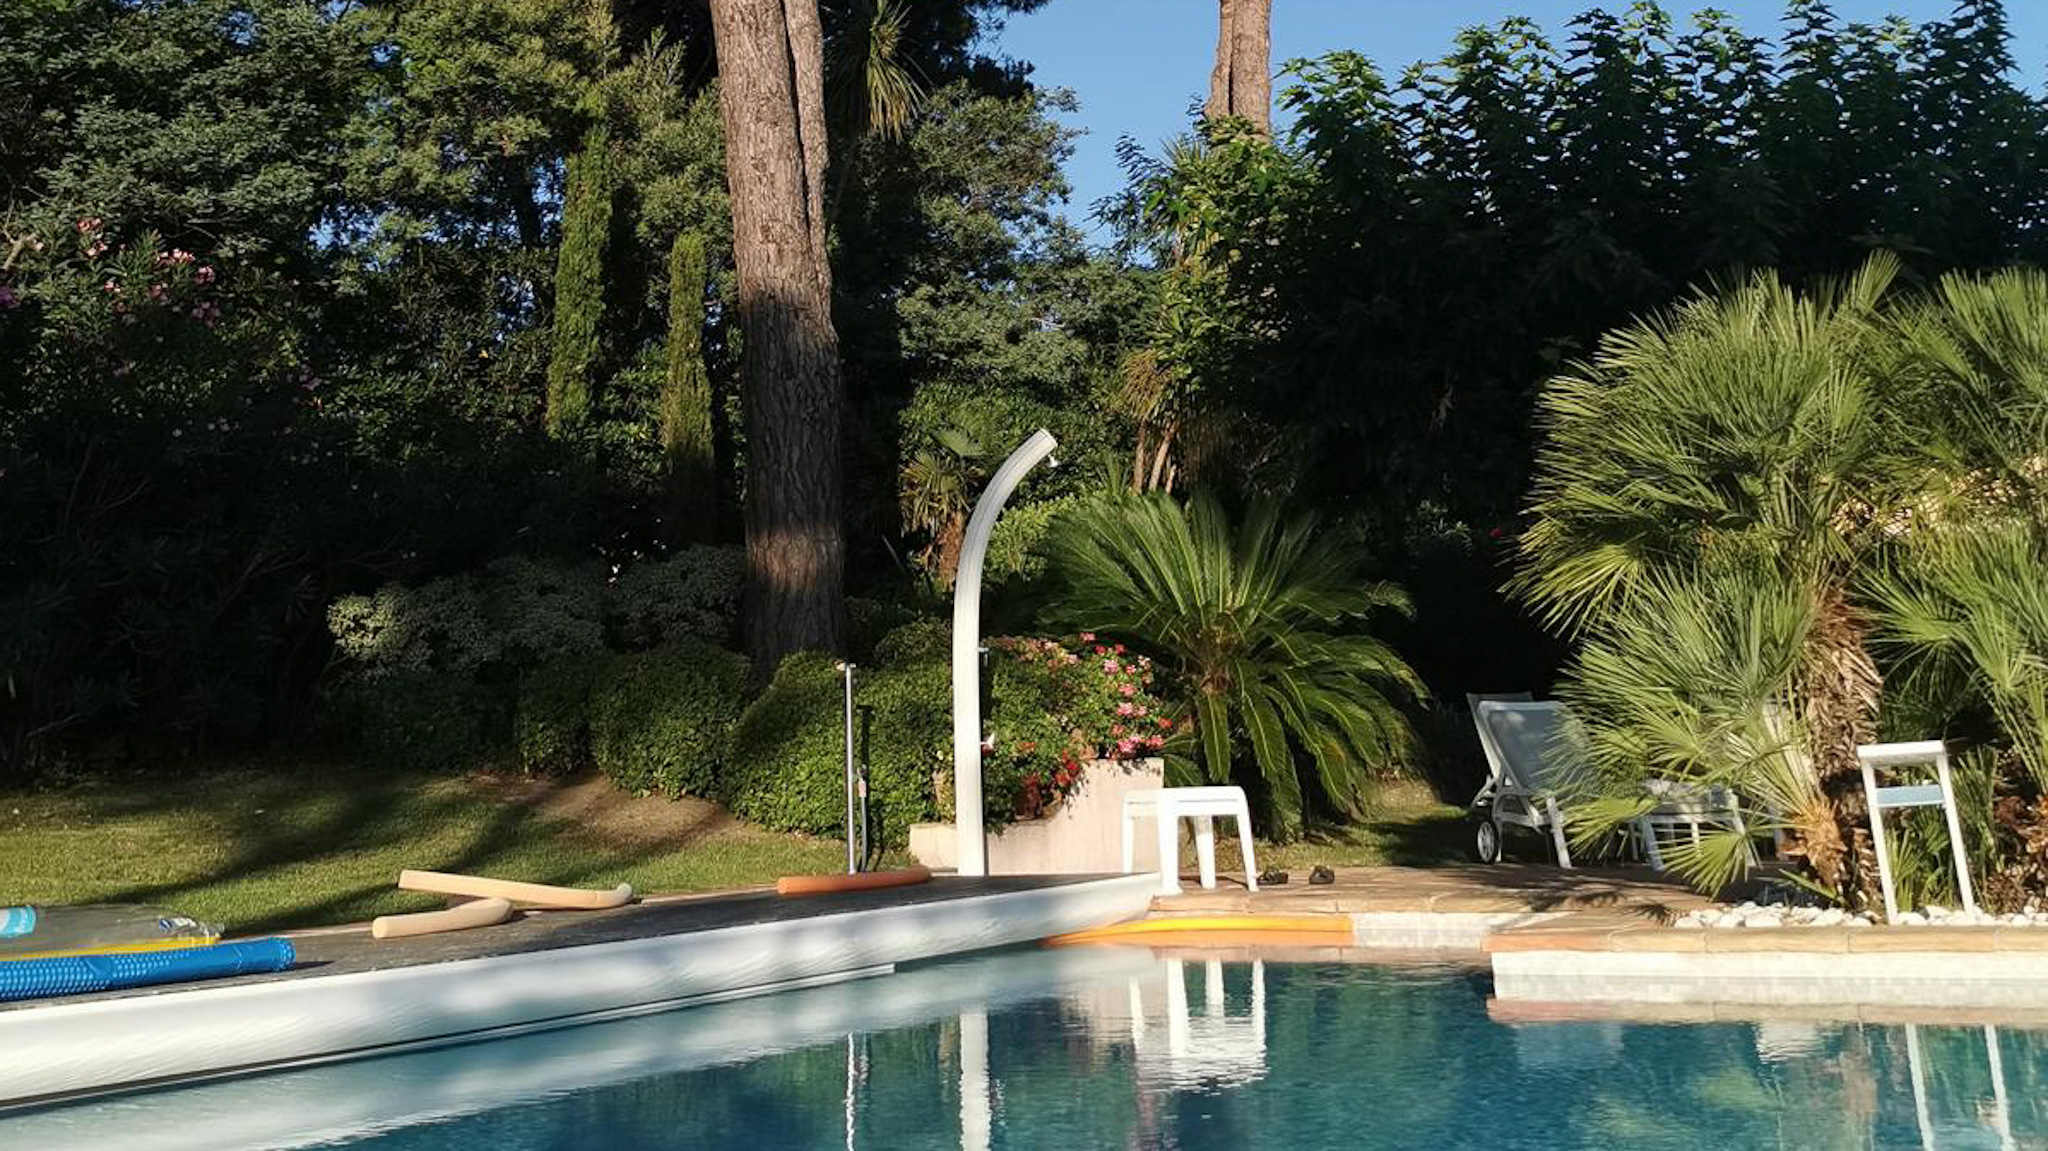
1151,863,1715,919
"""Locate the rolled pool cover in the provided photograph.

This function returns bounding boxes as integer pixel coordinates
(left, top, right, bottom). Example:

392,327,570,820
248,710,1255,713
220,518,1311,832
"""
0,938,296,1003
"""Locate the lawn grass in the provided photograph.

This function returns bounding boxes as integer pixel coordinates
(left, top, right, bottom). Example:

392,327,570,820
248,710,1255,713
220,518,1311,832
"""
1250,779,1472,873
0,768,1472,933
0,764,850,933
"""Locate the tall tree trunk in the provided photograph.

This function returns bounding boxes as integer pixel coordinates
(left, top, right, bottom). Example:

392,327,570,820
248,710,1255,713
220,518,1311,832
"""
709,0,848,671
1207,0,1272,132
661,231,717,539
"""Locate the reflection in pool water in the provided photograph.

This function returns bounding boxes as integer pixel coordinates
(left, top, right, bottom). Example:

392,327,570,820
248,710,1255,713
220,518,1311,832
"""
7,948,2045,1150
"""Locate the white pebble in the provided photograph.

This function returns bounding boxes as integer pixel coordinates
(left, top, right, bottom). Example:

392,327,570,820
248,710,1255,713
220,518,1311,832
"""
1812,908,1846,927
1895,911,1928,926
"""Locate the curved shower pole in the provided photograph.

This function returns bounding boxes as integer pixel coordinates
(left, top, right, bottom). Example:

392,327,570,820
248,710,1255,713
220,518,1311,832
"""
951,428,1058,877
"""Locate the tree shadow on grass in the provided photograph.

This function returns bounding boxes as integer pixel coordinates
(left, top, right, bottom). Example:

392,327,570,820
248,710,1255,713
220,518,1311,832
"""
72,764,727,934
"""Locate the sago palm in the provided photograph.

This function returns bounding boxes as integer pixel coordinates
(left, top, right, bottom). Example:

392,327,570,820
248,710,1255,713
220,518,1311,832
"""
1514,255,1909,901
1043,490,1423,838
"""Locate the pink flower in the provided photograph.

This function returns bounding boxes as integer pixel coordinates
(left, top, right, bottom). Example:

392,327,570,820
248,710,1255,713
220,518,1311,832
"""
1119,683,1136,697
1113,644,1126,654
1116,702,1134,716
1104,659,1120,673
194,266,214,285
1116,739,1137,757
1079,632,1095,642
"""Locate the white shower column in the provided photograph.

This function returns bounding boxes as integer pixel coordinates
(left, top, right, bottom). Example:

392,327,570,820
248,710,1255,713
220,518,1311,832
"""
950,428,1058,876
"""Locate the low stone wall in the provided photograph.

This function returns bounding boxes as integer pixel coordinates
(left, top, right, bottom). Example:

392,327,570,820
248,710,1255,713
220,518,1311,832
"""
911,758,1164,875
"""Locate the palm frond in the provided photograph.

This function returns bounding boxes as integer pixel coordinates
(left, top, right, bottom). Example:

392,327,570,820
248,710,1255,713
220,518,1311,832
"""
1044,489,1424,837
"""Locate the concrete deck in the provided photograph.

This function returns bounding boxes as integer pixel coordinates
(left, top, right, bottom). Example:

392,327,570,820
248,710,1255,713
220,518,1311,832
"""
1143,863,2048,1009
1150,863,1715,918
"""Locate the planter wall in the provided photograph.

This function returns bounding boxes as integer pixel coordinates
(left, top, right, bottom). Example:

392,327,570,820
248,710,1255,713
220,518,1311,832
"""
910,758,1165,875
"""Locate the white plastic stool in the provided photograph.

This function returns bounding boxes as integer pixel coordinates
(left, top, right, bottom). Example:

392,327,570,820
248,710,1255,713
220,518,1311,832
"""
1122,786,1259,895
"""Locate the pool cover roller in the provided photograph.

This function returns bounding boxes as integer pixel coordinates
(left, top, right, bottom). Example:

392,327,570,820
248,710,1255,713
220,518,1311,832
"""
0,938,295,1002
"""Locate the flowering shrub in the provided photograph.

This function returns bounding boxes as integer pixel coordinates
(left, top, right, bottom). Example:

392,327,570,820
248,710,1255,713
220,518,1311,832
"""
985,633,1177,820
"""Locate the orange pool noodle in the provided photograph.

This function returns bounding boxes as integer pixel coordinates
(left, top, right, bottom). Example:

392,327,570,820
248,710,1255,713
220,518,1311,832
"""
776,866,932,897
397,871,634,910
371,897,514,940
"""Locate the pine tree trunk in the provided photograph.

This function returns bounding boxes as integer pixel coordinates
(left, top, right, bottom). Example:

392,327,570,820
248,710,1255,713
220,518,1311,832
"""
545,127,613,437
661,232,717,539
1207,0,1272,132
709,0,848,671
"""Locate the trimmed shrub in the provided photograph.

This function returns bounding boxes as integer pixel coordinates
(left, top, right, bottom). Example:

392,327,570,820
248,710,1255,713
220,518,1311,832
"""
356,671,509,772
515,656,603,777
587,641,750,797
722,651,947,845
871,617,948,665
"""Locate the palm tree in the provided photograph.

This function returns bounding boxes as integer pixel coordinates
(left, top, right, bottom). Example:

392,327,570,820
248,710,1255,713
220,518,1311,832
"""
1514,255,1907,901
1043,490,1423,838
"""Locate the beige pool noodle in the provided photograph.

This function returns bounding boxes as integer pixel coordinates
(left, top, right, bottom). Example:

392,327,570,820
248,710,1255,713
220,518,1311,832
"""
371,897,513,940
397,870,636,910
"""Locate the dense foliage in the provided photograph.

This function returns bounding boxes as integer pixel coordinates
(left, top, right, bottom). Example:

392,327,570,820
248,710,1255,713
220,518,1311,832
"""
1119,0,2047,699
1523,261,2048,907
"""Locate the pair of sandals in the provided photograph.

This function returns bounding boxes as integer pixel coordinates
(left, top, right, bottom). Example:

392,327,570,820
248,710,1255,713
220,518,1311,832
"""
1257,865,1333,886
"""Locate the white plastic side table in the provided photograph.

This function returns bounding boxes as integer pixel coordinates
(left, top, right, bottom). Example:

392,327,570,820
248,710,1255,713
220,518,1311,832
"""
1121,786,1260,896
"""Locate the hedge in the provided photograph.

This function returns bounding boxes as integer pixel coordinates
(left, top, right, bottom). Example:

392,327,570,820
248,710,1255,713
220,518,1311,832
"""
514,656,603,776
586,641,750,798
356,671,510,772
721,649,948,845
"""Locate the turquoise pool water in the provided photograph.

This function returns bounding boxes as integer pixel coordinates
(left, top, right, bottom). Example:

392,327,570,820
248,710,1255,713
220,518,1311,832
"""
11,947,2046,1150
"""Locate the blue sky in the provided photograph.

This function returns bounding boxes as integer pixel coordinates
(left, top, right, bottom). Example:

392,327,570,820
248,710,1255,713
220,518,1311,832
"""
991,1,2048,228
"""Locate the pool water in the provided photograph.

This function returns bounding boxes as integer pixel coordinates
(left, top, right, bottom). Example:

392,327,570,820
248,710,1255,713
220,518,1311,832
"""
11,947,2047,1150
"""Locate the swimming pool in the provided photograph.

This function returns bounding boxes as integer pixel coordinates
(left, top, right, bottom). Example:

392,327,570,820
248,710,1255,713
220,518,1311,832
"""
10,946,2044,1149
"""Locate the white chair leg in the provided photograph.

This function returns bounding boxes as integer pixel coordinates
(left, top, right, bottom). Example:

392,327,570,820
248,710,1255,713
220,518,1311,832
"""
1157,805,1181,895
1236,798,1260,892
1194,814,1218,890
1547,798,1574,869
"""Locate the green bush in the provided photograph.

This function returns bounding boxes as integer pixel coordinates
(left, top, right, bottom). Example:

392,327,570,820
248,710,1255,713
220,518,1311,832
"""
515,657,603,776
587,641,750,798
722,651,947,845
871,617,948,665
327,548,742,682
356,672,510,772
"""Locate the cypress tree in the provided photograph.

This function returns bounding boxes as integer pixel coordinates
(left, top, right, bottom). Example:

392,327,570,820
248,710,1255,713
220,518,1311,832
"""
661,231,717,534
545,127,613,437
